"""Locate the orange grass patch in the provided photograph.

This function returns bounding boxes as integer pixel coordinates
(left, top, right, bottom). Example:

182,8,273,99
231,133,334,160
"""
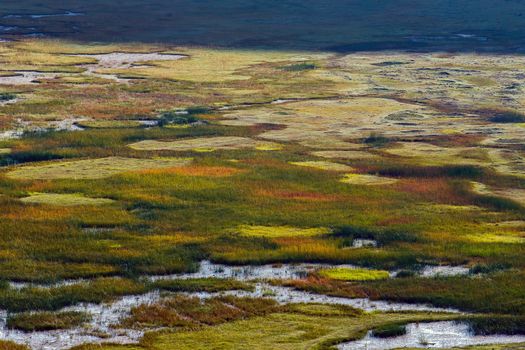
136,166,244,177
395,178,469,204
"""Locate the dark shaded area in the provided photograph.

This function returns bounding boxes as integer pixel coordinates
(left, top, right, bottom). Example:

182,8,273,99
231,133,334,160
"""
1,0,525,52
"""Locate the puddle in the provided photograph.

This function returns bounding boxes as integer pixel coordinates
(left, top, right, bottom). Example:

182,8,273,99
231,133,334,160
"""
337,321,525,350
419,265,470,278
392,265,470,278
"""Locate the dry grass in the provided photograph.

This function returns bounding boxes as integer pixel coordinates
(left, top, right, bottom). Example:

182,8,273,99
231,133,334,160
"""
6,157,192,180
340,174,398,186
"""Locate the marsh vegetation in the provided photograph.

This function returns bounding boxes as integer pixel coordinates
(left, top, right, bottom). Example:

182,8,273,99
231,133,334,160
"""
0,36,522,349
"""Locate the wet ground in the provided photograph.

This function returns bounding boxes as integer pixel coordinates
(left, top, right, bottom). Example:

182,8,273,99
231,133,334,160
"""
338,321,525,350
0,261,496,349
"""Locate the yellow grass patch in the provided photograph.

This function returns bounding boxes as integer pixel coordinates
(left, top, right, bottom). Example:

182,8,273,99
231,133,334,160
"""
0,148,11,154
6,156,192,180
20,192,115,206
340,173,398,186
290,161,353,172
236,225,331,238
129,136,281,152
465,233,525,244
318,267,390,281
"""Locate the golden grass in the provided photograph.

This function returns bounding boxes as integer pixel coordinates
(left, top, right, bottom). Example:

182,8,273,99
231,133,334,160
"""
6,156,192,180
289,161,354,172
236,225,331,238
129,136,281,152
20,193,115,206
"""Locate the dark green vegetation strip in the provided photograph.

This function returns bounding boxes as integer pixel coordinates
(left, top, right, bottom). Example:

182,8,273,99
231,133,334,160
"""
7,311,90,332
